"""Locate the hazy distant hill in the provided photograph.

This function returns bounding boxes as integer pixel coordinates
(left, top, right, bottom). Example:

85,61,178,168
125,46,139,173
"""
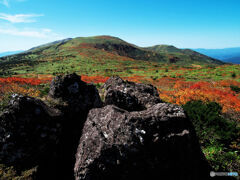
193,47,240,64
0,50,23,57
223,56,240,64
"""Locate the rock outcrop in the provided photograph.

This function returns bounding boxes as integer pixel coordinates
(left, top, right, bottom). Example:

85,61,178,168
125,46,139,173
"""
0,94,62,179
0,73,102,180
74,76,211,180
47,73,103,179
49,73,102,111
103,76,162,111
0,74,214,180
74,104,211,180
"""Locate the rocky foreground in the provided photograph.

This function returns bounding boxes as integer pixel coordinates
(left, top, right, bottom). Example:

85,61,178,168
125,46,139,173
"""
0,73,219,179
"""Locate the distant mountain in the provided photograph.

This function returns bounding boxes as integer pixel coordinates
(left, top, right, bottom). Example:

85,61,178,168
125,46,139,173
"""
223,57,240,64
145,45,223,65
0,36,224,65
193,47,240,64
0,50,23,57
0,35,226,76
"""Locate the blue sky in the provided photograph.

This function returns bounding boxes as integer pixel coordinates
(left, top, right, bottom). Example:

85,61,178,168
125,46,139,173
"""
0,0,240,52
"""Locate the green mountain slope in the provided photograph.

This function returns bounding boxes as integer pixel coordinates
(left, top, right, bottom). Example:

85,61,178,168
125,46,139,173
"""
0,36,224,76
145,45,223,65
144,45,180,53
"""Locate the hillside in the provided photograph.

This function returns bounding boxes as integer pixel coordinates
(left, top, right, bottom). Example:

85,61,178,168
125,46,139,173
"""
28,38,73,51
0,36,224,77
145,45,223,65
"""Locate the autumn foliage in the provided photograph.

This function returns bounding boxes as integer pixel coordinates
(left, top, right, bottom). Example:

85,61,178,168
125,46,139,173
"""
0,77,48,86
0,77,46,99
81,75,109,84
158,80,240,113
80,75,240,114
0,75,240,117
0,83,40,98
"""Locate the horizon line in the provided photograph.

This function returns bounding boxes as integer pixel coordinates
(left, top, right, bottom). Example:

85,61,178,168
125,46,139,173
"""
1,35,240,53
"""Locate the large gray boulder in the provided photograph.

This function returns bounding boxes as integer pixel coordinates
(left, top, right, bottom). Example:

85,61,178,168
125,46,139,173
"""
0,94,62,178
74,103,211,180
49,73,102,111
102,76,162,111
48,73,103,179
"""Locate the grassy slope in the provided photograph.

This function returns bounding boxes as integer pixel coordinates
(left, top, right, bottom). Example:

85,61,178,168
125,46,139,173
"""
0,35,226,78
145,45,224,65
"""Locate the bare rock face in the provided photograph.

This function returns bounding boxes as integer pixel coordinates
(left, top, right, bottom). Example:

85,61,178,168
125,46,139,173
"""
0,73,103,180
103,76,162,111
74,103,211,180
48,73,103,179
49,73,102,111
0,94,62,175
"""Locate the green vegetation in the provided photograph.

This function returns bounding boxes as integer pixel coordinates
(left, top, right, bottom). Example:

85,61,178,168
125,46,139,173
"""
183,101,240,172
232,72,237,78
39,85,50,97
0,36,227,78
145,44,224,65
202,145,240,172
231,85,240,93
0,94,11,112
0,164,37,180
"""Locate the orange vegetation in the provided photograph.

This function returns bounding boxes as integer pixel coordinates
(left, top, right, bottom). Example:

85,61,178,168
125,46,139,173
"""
1,75,240,115
0,77,47,99
81,75,109,84
0,77,48,85
0,83,40,98
158,80,240,113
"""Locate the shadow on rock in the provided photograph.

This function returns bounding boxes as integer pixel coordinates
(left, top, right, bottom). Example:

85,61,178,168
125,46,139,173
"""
74,76,213,180
0,73,102,180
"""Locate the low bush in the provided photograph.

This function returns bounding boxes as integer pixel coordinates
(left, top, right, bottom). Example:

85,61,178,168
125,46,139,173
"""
183,100,240,172
230,85,240,93
183,100,238,146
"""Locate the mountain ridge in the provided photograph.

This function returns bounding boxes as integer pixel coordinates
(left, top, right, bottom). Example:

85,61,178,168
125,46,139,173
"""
0,35,225,77
1,35,223,65
144,44,223,64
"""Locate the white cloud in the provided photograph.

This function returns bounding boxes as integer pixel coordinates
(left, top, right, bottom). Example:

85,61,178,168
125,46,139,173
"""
0,27,65,52
0,0,9,7
0,27,61,38
42,28,52,33
0,13,43,23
